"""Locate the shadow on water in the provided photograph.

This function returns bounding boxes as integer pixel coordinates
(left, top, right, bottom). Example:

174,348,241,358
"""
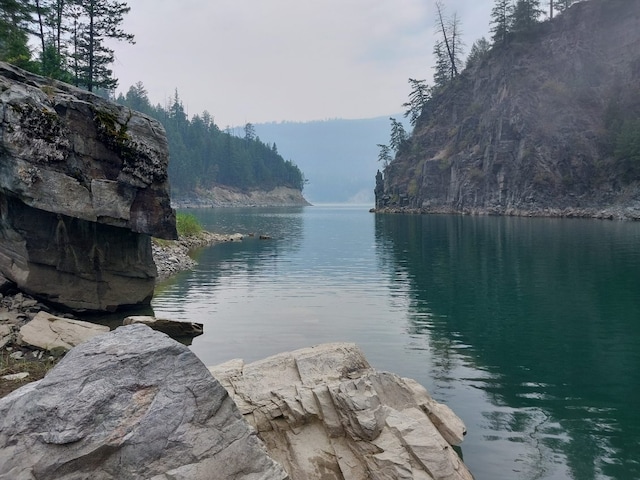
374,213,640,480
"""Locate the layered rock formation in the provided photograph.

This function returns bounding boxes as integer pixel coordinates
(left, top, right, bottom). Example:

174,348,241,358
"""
0,62,176,311
210,343,473,480
377,0,640,219
0,324,288,480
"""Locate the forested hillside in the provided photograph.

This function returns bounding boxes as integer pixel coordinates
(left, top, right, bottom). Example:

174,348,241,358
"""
117,86,305,197
377,0,640,219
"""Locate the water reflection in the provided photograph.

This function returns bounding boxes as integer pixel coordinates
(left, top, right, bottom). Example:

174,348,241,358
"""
374,214,640,480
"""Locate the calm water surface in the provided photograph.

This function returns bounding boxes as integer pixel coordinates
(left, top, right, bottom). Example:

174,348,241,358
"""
152,206,640,480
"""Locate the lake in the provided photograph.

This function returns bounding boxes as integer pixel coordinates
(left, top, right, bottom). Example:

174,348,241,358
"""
151,205,640,480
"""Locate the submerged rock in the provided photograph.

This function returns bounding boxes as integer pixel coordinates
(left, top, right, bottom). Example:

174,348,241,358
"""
0,62,176,312
0,324,288,480
209,343,473,480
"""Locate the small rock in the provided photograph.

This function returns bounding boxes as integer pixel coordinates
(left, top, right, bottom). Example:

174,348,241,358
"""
9,351,23,359
123,315,203,338
1,372,29,381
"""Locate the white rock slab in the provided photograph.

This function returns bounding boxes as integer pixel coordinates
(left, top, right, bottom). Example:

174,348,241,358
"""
18,311,109,351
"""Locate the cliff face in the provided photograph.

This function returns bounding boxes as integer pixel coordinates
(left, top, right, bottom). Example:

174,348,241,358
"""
378,0,640,218
0,62,176,311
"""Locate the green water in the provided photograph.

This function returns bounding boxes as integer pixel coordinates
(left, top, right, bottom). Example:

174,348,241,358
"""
152,206,640,480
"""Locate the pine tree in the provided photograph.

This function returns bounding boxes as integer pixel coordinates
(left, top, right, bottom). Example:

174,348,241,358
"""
389,118,407,154
466,37,490,69
0,0,35,68
377,144,392,168
490,0,512,46
70,0,134,92
511,0,544,35
403,78,430,126
433,41,450,89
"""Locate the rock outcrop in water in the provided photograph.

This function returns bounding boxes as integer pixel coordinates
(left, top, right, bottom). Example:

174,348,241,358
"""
0,62,176,311
210,343,473,480
377,0,640,219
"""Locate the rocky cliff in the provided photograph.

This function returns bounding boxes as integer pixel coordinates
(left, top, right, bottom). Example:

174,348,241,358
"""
377,0,640,219
0,62,176,311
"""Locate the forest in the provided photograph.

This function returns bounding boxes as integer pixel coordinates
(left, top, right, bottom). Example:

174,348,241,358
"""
116,85,306,195
0,0,306,196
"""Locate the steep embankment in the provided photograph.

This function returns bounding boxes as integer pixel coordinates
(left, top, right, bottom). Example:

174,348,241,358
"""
378,0,640,219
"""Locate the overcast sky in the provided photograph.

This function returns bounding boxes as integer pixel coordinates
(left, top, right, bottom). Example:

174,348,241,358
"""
110,1,494,127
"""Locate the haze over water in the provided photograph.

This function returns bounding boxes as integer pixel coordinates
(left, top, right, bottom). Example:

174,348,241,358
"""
152,205,640,480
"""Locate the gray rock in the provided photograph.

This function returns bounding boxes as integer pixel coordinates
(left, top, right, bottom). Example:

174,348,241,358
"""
0,62,177,311
0,324,12,349
123,315,203,338
209,343,473,480
0,324,288,480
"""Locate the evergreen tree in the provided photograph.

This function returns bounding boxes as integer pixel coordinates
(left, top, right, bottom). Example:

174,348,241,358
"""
32,0,74,80
244,122,256,141
511,0,543,35
466,37,490,69
0,0,35,68
433,40,450,89
123,81,152,115
70,0,134,92
389,117,407,154
490,0,512,46
377,144,392,168
403,78,430,126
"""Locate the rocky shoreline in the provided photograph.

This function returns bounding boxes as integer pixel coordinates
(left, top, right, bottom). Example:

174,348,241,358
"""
173,185,311,208
152,230,244,282
1,230,240,395
372,203,640,221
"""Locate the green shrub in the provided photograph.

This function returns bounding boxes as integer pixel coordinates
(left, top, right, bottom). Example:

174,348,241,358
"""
176,212,203,237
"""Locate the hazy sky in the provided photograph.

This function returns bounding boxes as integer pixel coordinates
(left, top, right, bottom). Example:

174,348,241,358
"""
110,1,494,127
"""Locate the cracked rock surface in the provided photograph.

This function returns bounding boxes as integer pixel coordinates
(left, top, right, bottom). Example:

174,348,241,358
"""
210,343,473,480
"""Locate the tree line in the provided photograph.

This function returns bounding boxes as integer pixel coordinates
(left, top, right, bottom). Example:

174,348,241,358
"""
0,0,306,195
117,84,306,196
0,0,134,92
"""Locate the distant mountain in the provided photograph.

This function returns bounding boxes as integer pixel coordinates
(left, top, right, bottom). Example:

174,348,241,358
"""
252,116,407,204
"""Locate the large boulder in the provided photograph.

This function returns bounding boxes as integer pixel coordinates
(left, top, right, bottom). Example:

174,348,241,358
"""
210,343,473,480
0,62,176,311
0,324,288,480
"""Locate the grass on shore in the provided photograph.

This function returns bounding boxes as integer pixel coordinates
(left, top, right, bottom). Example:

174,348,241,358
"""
176,212,203,237
153,212,204,247
0,350,60,398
